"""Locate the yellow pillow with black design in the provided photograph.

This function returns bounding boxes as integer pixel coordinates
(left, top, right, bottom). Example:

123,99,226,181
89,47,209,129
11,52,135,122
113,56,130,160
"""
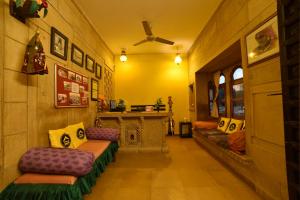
241,120,246,130
49,128,74,148
65,122,87,148
226,119,244,134
217,117,231,132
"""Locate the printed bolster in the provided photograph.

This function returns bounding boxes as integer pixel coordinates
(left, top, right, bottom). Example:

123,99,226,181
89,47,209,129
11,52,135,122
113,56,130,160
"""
86,128,120,142
19,147,94,177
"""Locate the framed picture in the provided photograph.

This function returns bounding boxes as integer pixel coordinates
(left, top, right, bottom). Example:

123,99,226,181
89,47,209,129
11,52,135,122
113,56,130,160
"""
50,27,68,60
95,63,102,79
246,15,279,66
55,64,89,108
71,44,84,67
91,78,98,101
109,100,116,111
86,55,95,72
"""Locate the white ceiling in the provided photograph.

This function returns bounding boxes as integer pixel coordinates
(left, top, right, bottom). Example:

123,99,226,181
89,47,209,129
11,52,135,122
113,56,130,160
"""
74,0,222,55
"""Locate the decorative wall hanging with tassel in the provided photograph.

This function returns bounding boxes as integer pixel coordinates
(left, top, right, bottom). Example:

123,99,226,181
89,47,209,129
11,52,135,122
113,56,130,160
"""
22,32,48,75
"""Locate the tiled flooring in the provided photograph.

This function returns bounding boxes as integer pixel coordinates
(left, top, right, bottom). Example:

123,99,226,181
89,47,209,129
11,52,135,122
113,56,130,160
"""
84,137,261,200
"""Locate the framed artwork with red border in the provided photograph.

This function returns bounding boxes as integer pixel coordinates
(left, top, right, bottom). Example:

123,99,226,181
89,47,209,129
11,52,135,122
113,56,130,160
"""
55,64,89,108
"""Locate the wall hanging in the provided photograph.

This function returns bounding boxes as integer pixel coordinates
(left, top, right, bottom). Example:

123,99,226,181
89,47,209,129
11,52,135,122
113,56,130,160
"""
22,32,48,75
10,0,48,23
55,64,89,108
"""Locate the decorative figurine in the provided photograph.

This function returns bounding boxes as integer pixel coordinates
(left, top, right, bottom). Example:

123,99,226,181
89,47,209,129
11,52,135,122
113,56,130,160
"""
10,0,48,23
168,96,175,136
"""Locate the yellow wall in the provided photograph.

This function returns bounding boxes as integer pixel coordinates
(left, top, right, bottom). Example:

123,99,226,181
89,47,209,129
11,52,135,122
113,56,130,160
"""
115,54,189,133
188,0,288,199
0,0,114,188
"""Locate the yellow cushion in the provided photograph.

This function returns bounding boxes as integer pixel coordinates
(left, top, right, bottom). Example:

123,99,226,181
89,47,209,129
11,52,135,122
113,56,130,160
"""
217,117,231,132
49,128,75,148
65,122,87,148
242,120,246,130
226,119,244,134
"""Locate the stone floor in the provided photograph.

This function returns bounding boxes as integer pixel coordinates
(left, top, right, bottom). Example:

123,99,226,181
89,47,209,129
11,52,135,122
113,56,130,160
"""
84,137,261,200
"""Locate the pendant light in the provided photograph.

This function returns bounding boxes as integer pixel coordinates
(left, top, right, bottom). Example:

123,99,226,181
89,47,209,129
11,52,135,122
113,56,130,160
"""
174,46,182,65
174,53,182,65
120,49,127,62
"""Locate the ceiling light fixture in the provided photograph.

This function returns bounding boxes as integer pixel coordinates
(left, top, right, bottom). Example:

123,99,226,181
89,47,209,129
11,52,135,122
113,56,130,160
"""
174,53,182,65
120,49,127,62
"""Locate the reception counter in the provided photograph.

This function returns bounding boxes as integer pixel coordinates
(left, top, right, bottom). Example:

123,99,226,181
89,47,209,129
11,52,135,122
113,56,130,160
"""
97,112,169,152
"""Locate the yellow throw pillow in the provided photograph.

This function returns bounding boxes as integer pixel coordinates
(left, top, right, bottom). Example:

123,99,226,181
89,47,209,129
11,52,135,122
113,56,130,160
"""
226,119,244,134
217,117,231,132
49,128,74,148
242,120,246,130
65,122,87,148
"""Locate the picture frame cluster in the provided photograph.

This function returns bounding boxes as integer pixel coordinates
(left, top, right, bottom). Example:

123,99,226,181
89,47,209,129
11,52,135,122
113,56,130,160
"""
50,27,103,102
50,27,102,80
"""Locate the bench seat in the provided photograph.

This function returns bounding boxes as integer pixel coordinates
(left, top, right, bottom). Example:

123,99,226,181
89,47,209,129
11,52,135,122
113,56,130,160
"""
0,140,118,200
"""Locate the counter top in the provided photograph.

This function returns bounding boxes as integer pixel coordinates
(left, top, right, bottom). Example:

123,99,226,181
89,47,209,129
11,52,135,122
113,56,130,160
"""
98,111,169,118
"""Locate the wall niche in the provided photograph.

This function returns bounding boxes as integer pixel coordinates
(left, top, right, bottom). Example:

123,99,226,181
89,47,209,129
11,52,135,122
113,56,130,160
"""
195,40,242,120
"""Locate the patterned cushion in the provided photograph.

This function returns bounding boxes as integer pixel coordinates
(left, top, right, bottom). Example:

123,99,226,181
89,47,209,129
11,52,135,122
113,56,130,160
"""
225,119,244,134
86,128,120,142
242,120,246,130
217,117,231,132
65,122,88,148
48,128,75,149
19,147,94,177
228,130,246,154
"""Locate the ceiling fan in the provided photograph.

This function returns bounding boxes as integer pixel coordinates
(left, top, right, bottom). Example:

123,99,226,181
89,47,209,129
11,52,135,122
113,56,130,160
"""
133,21,175,46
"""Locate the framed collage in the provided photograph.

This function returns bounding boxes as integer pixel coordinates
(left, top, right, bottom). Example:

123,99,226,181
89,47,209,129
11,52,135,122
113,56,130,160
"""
55,64,89,108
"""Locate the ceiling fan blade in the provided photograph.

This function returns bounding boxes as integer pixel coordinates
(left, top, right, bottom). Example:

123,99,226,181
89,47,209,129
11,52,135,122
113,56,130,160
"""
154,37,175,45
142,21,153,36
133,39,149,46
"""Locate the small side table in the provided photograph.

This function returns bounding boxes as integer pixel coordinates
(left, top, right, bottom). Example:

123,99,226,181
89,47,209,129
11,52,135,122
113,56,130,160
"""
179,121,192,138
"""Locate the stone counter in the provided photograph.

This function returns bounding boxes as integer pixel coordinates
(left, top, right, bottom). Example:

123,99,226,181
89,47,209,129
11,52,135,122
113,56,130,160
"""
97,112,169,152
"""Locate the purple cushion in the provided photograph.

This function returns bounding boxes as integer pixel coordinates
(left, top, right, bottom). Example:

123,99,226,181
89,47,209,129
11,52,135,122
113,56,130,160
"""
19,147,94,177
86,128,120,142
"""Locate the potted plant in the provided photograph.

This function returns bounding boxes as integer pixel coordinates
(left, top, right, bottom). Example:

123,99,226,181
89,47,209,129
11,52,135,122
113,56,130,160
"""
154,97,163,112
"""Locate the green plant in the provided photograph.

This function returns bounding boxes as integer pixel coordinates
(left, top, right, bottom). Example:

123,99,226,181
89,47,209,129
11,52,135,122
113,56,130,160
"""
154,97,163,111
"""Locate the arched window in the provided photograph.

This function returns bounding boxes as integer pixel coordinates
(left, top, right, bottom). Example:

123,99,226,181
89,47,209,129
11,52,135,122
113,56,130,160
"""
231,67,244,118
218,73,226,116
208,81,214,116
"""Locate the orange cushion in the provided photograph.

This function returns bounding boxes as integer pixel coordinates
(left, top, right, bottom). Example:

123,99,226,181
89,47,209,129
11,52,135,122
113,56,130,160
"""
193,121,218,130
77,140,111,158
14,173,77,185
228,130,246,154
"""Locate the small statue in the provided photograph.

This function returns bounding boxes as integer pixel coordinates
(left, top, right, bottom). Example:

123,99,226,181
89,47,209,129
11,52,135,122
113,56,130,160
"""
168,96,175,136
